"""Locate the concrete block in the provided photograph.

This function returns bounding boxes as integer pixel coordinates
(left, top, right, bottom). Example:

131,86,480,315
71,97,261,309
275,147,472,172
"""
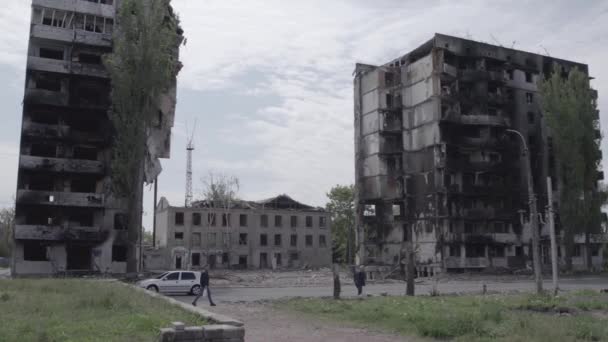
158,328,176,342
182,326,204,340
172,321,185,331
202,325,245,340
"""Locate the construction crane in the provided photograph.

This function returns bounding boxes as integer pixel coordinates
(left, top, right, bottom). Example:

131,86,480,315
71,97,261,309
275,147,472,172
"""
185,119,197,207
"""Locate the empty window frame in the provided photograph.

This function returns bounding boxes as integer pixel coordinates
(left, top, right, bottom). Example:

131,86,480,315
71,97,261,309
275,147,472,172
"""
274,234,282,246
319,235,327,248
239,233,248,245
305,235,313,247
174,232,184,240
290,234,297,247
363,204,376,216
71,177,97,193
23,241,48,261
35,75,62,91
73,146,98,161
319,216,326,228
274,215,282,227
449,245,461,257
305,216,313,228
239,214,247,227
192,213,201,226
222,232,231,247
78,53,102,64
290,216,298,228
526,92,534,104
39,47,63,60
71,212,94,227
207,213,216,226
112,245,127,262
260,214,268,228
208,233,217,247
113,213,127,230
525,72,533,83
191,253,201,266
491,246,505,258
192,233,201,247
260,234,268,246
175,212,184,225
222,213,231,227
527,111,535,124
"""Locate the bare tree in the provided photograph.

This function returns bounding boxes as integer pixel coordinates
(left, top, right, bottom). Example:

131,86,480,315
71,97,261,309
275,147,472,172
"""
198,172,241,263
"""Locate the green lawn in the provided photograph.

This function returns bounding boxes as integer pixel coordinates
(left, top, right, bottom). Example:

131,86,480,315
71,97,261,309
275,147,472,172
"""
0,279,206,342
277,291,608,341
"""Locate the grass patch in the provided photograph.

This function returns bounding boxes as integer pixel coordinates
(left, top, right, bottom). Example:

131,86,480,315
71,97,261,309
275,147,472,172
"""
277,292,608,341
0,279,206,342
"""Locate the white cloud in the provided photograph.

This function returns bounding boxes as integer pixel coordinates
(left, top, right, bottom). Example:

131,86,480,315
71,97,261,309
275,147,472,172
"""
168,0,608,207
1,0,608,218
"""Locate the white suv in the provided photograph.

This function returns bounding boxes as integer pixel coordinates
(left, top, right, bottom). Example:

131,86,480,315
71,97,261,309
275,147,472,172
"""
137,271,202,295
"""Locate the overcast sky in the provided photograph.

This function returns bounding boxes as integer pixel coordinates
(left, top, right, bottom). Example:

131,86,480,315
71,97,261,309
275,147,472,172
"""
0,0,607,230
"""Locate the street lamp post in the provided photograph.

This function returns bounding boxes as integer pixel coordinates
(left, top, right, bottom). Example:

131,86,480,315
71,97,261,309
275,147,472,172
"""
505,129,543,294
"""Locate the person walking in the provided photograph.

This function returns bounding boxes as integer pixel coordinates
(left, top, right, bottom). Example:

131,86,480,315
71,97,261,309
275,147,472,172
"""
354,265,366,296
192,267,216,306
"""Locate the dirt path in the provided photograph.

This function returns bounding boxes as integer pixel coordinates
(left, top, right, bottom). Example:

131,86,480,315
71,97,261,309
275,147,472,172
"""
209,302,417,342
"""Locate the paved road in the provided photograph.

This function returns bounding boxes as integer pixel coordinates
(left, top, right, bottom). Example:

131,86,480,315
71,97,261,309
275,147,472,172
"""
169,276,608,304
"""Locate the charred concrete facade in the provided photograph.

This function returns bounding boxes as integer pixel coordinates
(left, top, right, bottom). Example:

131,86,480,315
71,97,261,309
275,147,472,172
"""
354,33,605,274
12,0,178,276
146,195,332,271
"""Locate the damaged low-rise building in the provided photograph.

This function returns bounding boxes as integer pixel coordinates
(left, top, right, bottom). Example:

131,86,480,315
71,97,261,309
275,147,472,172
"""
145,195,332,270
354,33,606,276
12,0,181,276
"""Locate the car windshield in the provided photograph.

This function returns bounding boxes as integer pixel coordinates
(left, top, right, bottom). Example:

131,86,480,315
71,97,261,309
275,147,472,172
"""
155,272,169,279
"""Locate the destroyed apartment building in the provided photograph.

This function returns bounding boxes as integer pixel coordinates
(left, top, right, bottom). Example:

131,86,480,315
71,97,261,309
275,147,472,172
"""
144,195,332,270
12,0,180,276
354,33,605,275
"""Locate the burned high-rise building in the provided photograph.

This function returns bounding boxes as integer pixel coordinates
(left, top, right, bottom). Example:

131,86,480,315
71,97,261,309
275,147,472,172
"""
12,0,180,276
354,33,604,275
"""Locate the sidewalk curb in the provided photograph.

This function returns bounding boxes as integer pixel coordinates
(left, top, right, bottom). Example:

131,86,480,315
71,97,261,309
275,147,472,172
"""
126,283,244,327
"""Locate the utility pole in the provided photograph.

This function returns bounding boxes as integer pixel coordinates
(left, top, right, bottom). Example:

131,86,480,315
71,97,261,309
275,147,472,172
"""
506,129,543,293
152,177,158,248
547,177,558,295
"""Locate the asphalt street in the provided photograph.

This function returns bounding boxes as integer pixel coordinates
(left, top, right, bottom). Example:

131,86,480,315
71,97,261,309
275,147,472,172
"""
169,276,608,304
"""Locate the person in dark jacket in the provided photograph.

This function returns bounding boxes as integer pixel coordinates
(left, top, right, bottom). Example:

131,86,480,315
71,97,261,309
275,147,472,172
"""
354,265,366,296
192,268,216,306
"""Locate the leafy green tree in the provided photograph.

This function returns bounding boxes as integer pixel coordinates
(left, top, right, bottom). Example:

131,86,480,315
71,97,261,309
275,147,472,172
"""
540,67,604,270
104,0,183,272
326,185,355,264
0,207,14,258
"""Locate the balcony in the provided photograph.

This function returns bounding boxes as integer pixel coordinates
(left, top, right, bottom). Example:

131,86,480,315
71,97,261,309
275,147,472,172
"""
445,257,489,268
445,232,519,244
379,113,402,135
28,56,107,78
14,224,106,241
16,190,104,208
31,24,112,47
32,0,115,18
20,155,104,174
441,112,510,127
24,88,69,107
441,63,458,78
461,208,512,219
22,122,105,144
459,69,507,83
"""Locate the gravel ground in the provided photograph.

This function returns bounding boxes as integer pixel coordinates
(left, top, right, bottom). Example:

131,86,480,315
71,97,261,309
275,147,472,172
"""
208,301,417,342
